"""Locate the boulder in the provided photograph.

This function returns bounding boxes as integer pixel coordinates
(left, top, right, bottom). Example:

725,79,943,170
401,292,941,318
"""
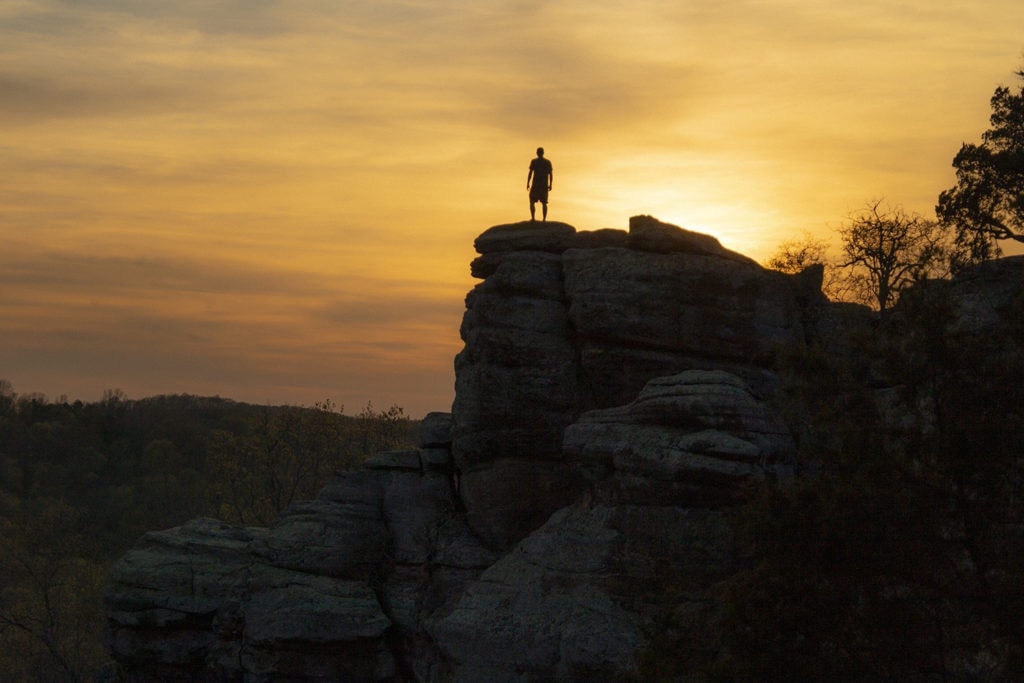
365,449,423,471
564,370,794,507
105,518,262,674
943,255,1024,334
418,411,453,448
628,214,756,265
105,460,456,680
251,472,388,579
427,504,734,681
453,250,580,472
240,563,393,681
562,246,802,363
473,220,576,254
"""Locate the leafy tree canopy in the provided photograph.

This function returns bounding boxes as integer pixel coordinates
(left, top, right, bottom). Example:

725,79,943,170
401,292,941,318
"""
937,69,1024,266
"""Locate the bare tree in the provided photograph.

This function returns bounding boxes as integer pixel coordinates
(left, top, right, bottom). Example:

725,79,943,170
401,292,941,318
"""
764,232,849,301
0,500,106,681
837,200,951,316
765,232,831,274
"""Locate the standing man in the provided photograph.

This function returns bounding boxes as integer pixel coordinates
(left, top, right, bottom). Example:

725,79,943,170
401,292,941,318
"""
527,147,553,221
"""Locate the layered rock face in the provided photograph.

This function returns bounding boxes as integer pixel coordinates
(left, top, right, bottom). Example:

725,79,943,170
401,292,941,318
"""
453,216,816,547
105,413,480,681
106,217,827,681
428,369,790,680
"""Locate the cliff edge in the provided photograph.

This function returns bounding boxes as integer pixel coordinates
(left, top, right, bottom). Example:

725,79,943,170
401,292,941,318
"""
104,217,872,681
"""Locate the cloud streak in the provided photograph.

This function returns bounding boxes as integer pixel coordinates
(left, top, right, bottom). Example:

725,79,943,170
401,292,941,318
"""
2,0,1024,414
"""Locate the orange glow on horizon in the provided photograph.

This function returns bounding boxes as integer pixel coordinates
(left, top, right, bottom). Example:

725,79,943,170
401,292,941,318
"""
3,0,1024,415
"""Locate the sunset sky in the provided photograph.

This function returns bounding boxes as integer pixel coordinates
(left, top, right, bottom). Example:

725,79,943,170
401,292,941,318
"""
3,0,1024,416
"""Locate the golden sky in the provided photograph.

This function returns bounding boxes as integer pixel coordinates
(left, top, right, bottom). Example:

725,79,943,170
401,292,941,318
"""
2,0,1023,416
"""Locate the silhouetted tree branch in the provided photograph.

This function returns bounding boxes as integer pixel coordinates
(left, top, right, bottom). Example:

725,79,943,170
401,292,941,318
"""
837,200,951,316
937,69,1024,268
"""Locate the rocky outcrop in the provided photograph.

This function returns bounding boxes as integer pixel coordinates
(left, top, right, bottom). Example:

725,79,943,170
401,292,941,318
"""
106,413,497,682
564,369,795,507
105,217,842,681
453,216,817,547
939,255,1024,337
425,368,784,681
426,504,733,682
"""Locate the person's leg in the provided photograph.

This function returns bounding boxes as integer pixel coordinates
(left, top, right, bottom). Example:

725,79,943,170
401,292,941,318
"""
542,201,548,221
530,201,536,221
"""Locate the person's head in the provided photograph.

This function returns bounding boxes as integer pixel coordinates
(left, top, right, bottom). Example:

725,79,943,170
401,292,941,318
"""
536,147,544,157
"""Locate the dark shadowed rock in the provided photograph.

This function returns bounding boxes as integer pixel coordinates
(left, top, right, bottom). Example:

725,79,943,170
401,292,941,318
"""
570,227,630,249
943,255,1024,334
382,470,455,564
564,370,794,507
427,504,734,681
458,458,586,549
240,563,394,681
562,247,801,362
627,214,757,265
452,250,580,479
250,471,388,579
365,449,423,471
453,217,808,548
108,215,920,682
105,518,262,674
105,460,455,680
418,411,453,448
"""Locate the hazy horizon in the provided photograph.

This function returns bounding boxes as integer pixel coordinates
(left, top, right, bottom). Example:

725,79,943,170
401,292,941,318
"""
3,0,1024,417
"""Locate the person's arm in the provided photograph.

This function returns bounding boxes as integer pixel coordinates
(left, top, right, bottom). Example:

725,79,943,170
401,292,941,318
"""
527,167,534,189
548,166,553,190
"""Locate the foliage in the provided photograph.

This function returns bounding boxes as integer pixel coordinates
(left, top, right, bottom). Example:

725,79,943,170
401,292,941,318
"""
937,70,1024,268
763,233,850,304
208,400,415,525
764,232,831,274
764,212,952,312
837,200,952,316
0,500,108,683
639,281,1024,679
0,388,417,681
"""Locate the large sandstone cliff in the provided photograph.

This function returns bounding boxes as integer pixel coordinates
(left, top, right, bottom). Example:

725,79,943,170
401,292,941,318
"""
103,216,858,681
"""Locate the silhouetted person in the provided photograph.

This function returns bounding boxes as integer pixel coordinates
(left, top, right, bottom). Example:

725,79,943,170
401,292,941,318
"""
527,147,553,221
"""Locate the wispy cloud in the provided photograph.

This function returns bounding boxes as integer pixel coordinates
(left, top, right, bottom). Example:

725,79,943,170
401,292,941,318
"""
2,0,1023,413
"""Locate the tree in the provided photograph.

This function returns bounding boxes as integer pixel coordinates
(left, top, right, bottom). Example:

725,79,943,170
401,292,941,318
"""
937,70,1024,268
640,282,1024,678
0,390,420,679
764,233,846,301
837,200,951,316
0,499,108,681
207,400,414,525
764,232,830,273
0,379,15,417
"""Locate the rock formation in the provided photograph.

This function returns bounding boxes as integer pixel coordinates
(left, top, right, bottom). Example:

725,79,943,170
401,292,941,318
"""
104,216,856,681
453,215,821,548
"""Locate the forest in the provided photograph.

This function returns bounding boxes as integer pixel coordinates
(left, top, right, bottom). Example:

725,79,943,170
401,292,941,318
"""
0,386,417,681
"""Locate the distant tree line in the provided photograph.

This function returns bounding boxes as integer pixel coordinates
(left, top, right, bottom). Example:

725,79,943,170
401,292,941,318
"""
0,384,417,681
